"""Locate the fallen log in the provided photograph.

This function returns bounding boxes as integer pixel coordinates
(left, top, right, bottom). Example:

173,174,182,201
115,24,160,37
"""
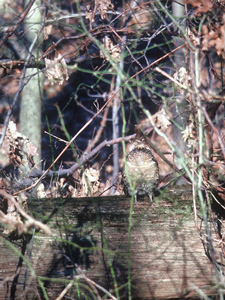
0,186,220,299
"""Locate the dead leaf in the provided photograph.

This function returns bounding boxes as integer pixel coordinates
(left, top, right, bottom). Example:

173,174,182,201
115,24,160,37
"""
186,27,200,47
26,142,38,158
82,168,100,196
85,4,93,22
184,0,213,15
6,121,38,169
45,54,69,85
43,24,52,40
127,7,153,31
68,185,78,197
86,0,114,23
173,67,191,93
100,36,121,62
37,183,47,198
181,115,197,148
201,14,225,58
96,0,114,20
153,108,171,131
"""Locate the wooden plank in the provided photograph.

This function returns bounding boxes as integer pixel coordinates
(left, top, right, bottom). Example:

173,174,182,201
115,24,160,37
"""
0,187,219,299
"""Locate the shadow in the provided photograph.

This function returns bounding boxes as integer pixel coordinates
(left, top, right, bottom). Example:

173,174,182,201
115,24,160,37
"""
8,236,30,300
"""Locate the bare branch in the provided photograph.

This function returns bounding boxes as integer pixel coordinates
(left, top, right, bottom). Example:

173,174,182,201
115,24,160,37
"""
14,134,136,187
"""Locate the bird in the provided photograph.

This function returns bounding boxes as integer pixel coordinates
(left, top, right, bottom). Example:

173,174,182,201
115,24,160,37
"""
123,132,159,203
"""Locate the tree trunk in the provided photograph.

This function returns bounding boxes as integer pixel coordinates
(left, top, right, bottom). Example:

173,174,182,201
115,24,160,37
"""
171,0,188,180
19,0,43,172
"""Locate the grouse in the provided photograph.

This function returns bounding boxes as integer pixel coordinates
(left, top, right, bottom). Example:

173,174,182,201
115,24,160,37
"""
123,133,159,202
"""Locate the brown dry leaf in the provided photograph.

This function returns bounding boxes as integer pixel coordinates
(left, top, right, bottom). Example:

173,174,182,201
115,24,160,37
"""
202,18,225,58
186,27,200,47
184,0,213,15
153,108,171,131
100,36,121,62
86,0,114,22
217,14,225,57
181,115,197,148
127,7,153,31
68,185,78,197
99,180,111,196
213,161,225,186
6,121,28,168
37,183,47,198
182,123,196,142
6,121,38,169
96,0,114,20
45,54,69,85
7,121,24,141
0,127,10,168
173,67,191,94
1,210,23,235
85,4,93,22
1,194,24,235
43,24,52,40
82,168,100,196
115,172,123,195
26,142,38,158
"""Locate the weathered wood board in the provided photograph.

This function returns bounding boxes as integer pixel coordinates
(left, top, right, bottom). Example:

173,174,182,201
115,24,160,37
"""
0,187,221,299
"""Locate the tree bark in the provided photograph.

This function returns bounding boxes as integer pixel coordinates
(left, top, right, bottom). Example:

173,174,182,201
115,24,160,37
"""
19,0,43,172
171,0,188,180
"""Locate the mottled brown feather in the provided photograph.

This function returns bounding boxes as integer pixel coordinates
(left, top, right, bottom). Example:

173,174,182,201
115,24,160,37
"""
123,136,159,201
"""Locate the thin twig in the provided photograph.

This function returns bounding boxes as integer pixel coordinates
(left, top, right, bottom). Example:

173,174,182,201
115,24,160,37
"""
85,101,110,153
154,66,189,90
76,265,118,300
13,134,136,195
108,25,144,71
44,131,68,144
55,282,74,300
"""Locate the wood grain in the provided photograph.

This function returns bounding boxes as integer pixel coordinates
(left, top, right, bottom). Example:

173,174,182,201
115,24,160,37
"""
0,187,218,299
